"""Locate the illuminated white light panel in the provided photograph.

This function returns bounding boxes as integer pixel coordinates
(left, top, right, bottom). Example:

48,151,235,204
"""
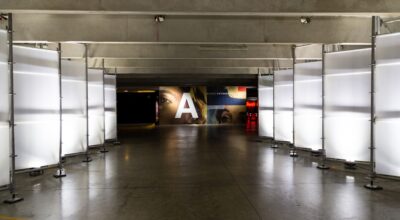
0,30,10,185
375,34,400,176
294,62,322,151
324,49,371,162
104,75,117,140
258,75,274,138
61,60,87,156
274,69,293,143
88,69,105,146
14,46,60,169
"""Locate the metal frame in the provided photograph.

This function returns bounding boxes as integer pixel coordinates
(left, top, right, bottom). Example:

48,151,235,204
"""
54,43,66,178
317,44,330,170
290,45,298,157
99,58,108,153
271,60,278,148
365,16,383,190
82,44,92,163
4,13,23,204
113,67,121,145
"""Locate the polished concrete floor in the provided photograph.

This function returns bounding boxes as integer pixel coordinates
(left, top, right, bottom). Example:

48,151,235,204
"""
1,125,400,220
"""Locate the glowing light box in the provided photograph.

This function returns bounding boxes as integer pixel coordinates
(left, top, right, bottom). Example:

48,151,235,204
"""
375,33,400,176
325,49,371,162
274,69,293,143
0,29,10,186
294,62,322,151
258,75,274,138
61,59,87,156
14,46,60,170
88,69,104,146
104,75,117,140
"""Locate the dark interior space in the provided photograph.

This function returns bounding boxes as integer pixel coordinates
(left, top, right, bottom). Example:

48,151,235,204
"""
117,92,157,124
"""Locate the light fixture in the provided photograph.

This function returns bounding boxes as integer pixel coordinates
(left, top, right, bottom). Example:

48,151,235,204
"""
300,17,312,24
155,15,165,23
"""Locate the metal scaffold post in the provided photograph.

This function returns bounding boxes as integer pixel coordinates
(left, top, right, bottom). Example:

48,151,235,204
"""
290,45,298,157
82,44,92,163
364,16,383,191
317,44,330,170
4,13,24,204
54,42,67,178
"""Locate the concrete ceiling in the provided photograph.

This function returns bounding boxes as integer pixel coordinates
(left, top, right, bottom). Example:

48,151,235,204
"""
1,1,399,85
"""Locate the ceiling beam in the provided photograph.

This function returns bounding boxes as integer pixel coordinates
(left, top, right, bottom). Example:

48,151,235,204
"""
1,0,400,16
59,44,323,60
90,58,294,69
13,14,372,44
105,67,279,75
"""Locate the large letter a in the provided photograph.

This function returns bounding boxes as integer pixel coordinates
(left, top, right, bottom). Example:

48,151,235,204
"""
175,93,199,119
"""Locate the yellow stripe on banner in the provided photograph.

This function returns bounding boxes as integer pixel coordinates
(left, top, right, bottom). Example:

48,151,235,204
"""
0,215,25,220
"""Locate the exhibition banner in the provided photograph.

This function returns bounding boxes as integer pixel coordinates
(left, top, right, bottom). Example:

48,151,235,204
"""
207,86,247,124
159,87,207,124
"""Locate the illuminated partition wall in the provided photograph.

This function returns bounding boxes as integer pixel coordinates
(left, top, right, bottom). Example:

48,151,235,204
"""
88,69,105,146
14,46,60,169
274,69,293,143
0,29,10,185
294,62,322,150
325,49,371,162
61,60,87,156
258,74,274,138
375,33,400,176
104,75,117,140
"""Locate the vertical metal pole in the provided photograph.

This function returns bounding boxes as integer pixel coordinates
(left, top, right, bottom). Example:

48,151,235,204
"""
257,69,261,136
82,44,92,163
100,59,108,153
4,13,23,204
271,60,278,148
365,16,383,190
317,44,330,170
54,43,66,177
290,45,298,157
113,67,120,145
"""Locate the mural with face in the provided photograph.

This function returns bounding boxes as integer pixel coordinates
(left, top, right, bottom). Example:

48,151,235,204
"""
159,87,207,124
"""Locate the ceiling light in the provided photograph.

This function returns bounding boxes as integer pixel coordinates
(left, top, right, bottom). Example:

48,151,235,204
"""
300,17,312,24
155,15,165,23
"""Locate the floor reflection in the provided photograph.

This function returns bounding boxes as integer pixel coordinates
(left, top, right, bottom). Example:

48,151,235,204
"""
0,125,400,220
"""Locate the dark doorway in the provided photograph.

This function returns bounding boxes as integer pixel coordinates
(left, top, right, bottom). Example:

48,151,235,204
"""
117,92,157,124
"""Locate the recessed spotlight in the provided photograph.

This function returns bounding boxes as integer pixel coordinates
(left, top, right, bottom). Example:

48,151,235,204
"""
155,15,165,23
300,17,312,24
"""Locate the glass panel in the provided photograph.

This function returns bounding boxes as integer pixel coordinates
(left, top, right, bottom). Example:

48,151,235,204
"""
104,75,117,140
375,33,400,176
88,69,104,146
324,49,371,162
294,62,322,150
258,75,273,138
61,59,87,156
0,29,9,185
14,46,60,169
274,69,293,143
